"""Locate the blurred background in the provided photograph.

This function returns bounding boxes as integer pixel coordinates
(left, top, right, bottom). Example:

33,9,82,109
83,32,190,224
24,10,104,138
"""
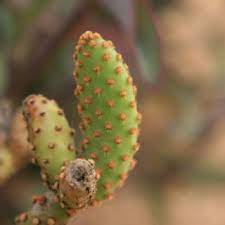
1,0,225,224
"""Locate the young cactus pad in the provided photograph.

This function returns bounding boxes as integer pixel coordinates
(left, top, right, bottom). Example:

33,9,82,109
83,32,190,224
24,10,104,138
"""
23,95,76,186
74,31,141,201
22,95,98,210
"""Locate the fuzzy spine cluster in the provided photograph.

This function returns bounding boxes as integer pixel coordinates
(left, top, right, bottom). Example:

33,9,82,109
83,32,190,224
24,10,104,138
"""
73,31,141,202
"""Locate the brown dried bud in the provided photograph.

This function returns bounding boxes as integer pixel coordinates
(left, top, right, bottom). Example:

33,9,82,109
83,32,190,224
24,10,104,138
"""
59,159,98,209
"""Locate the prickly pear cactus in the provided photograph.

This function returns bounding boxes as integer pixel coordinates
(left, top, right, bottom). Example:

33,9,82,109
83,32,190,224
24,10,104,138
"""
73,31,141,202
21,95,98,213
23,95,76,187
15,31,141,225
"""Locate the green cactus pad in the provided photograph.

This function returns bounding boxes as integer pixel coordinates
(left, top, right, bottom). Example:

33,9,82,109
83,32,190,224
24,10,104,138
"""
15,192,69,225
23,95,76,186
73,31,141,201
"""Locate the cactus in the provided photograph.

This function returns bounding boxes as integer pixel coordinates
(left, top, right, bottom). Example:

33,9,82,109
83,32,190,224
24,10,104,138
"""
15,192,68,225
15,158,98,225
22,95,98,210
23,95,76,186
15,31,141,224
73,31,141,202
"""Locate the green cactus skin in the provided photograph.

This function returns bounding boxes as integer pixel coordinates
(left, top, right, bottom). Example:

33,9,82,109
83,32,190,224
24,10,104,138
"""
23,95,76,188
73,31,141,202
15,192,69,225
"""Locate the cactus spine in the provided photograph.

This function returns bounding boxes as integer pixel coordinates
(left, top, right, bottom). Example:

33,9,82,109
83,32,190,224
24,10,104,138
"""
73,31,141,202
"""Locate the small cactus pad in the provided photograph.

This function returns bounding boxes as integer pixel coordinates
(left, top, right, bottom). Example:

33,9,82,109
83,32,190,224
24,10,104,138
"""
59,158,98,210
73,31,141,201
23,95,76,185
15,192,69,225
